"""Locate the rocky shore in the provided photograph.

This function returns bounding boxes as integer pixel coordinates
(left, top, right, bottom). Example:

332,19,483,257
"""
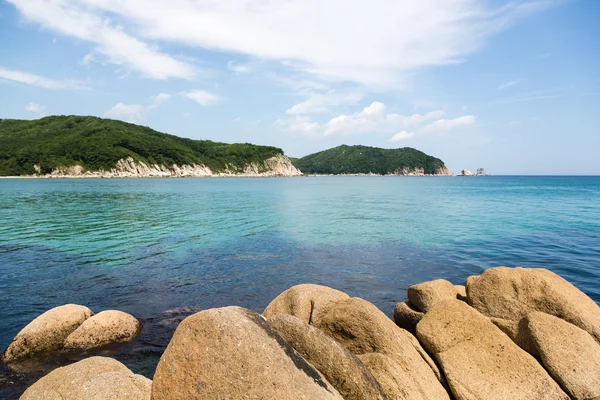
11,154,302,178
3,266,600,399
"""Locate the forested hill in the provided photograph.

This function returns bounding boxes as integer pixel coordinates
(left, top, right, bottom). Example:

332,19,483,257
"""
0,116,284,176
292,145,449,175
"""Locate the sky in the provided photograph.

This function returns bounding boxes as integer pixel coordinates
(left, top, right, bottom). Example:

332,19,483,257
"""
0,0,599,174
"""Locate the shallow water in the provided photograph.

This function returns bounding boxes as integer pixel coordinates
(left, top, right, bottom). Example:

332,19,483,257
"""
1,176,599,397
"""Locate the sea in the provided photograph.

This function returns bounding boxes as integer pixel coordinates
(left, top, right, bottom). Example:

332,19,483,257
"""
1,176,599,397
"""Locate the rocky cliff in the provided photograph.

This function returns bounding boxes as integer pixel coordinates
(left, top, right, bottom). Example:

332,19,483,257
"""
40,154,302,178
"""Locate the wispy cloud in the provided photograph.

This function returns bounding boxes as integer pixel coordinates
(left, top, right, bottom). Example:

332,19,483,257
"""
494,89,562,105
181,90,220,106
498,79,520,90
0,67,88,90
104,92,172,123
286,90,364,115
423,116,476,132
227,61,251,74
6,0,558,88
389,131,415,142
7,0,196,80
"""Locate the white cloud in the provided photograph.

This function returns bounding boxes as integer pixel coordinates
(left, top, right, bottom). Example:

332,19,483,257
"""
104,92,171,123
6,0,555,87
151,92,171,106
227,61,250,74
276,116,321,137
7,0,195,80
105,103,145,123
278,101,453,138
81,53,95,65
389,131,415,142
498,79,520,90
181,90,219,106
24,102,46,113
286,90,364,115
0,67,88,90
423,115,476,132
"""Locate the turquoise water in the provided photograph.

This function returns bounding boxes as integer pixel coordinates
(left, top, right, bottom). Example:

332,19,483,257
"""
1,176,599,395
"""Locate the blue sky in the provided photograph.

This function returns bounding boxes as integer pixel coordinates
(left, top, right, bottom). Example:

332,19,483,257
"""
0,0,598,174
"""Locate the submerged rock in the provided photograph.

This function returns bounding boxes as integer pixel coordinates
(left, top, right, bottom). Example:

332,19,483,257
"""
524,312,600,400
63,310,142,351
19,356,151,400
416,300,568,400
467,267,600,343
263,283,349,325
152,306,342,400
267,313,386,400
2,305,93,364
315,297,449,400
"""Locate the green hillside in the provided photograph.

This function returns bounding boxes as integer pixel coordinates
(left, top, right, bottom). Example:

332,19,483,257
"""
0,116,283,176
292,145,447,175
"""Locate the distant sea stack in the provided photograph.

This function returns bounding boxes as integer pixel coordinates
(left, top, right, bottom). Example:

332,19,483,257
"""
292,145,452,176
0,116,301,178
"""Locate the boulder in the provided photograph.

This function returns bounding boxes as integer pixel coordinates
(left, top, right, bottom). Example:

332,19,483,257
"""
267,313,385,400
314,297,449,400
491,317,538,357
263,284,349,325
407,279,459,313
466,267,600,342
393,301,424,333
63,310,142,351
416,300,568,400
20,356,151,400
524,312,600,400
152,306,343,400
455,285,467,301
358,353,425,400
2,304,93,363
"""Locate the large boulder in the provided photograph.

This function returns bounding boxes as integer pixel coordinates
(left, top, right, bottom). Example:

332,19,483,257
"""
358,353,425,400
64,310,142,351
407,279,459,313
416,300,568,400
314,297,449,400
152,306,343,400
467,267,600,342
263,284,349,325
267,313,386,400
20,356,151,400
2,304,93,363
524,312,600,400
393,301,424,333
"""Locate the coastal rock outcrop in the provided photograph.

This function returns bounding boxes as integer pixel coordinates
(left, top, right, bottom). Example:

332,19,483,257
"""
357,353,426,400
152,306,343,400
44,154,302,178
2,304,93,364
416,299,568,400
407,279,459,313
392,302,424,333
20,356,151,400
314,297,449,400
466,267,600,342
263,283,350,325
267,313,386,400
524,312,600,400
63,310,142,351
393,279,463,333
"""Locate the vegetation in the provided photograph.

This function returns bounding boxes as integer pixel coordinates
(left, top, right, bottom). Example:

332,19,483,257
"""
292,145,447,175
0,116,284,176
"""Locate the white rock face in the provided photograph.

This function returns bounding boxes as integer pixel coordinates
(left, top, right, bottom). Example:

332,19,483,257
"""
42,154,302,178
